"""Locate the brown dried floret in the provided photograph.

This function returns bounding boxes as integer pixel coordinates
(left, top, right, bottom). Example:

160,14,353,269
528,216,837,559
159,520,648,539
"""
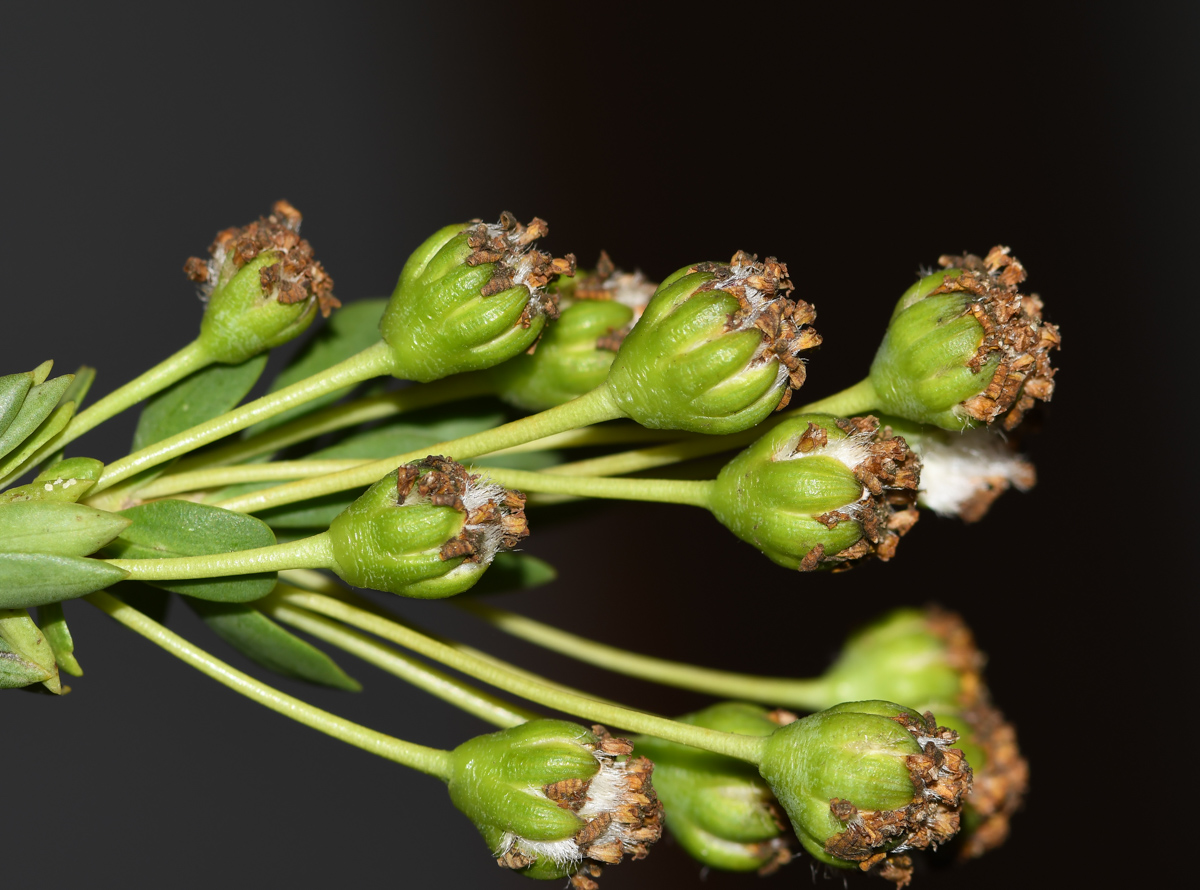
182,201,339,316
952,697,1029,859
933,246,1060,430
462,212,574,324
692,251,822,407
824,711,972,886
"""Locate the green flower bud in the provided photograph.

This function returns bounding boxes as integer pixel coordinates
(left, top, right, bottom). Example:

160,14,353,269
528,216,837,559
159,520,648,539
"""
880,416,1036,522
633,703,793,874
758,702,972,885
710,414,921,571
605,252,820,434
379,213,575,383
447,720,662,883
188,201,340,364
326,456,528,598
491,254,654,411
868,247,1060,432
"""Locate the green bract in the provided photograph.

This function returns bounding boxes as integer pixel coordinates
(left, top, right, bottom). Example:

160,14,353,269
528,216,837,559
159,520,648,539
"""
379,213,574,383
190,201,339,365
326,456,528,599
633,703,791,874
758,701,972,883
447,719,661,880
605,252,820,434
709,414,920,571
868,247,1059,431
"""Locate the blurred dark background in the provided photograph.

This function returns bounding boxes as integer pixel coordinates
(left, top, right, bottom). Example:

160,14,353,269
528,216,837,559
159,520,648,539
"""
3,3,1193,888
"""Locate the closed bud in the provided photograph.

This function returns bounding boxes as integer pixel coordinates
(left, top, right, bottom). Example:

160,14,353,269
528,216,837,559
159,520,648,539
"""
869,247,1059,431
326,456,528,599
605,252,820,434
633,703,793,874
189,201,339,364
710,414,920,571
447,720,662,884
758,702,972,886
492,254,653,411
380,213,574,382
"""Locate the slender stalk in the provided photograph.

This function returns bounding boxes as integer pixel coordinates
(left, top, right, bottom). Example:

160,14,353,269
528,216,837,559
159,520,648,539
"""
796,377,877,416
136,459,368,499
31,340,212,463
85,590,452,778
170,373,495,474
275,588,769,765
214,383,626,515
476,467,714,509
91,340,398,494
106,533,334,580
262,590,537,729
487,423,678,456
459,602,831,709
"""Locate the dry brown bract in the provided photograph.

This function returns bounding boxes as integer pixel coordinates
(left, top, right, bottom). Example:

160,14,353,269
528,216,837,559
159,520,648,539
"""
935,246,1060,430
394,456,529,562
693,252,822,409
824,711,973,887
183,200,340,317
463,212,575,325
805,417,921,570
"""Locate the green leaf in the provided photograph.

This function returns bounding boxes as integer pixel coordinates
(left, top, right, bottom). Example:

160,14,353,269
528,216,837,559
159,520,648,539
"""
0,456,106,504
61,365,97,410
37,601,82,677
132,354,269,452
109,500,277,602
0,501,131,556
248,298,389,435
0,608,61,692
0,373,74,464
467,553,557,596
185,597,361,691
1,635,55,688
0,552,129,609
0,372,34,440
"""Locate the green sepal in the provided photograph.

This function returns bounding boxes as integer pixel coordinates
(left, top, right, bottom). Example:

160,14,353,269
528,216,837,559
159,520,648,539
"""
0,500,131,556
132,353,268,452
37,601,82,677
0,608,61,692
464,552,556,596
197,252,320,365
248,298,390,435
184,596,361,691
0,552,129,609
108,500,276,603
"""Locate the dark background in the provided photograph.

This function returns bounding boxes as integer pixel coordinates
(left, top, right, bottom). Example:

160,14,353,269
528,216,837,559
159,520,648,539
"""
3,3,1193,888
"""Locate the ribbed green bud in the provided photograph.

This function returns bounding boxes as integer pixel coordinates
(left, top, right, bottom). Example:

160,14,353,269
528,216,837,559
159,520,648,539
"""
326,456,528,598
379,213,575,383
634,703,792,874
447,720,662,881
710,414,920,571
868,247,1060,432
189,201,339,364
758,702,972,884
605,252,820,434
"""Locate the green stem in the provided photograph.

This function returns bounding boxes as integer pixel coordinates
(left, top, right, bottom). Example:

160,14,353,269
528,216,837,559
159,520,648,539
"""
460,602,831,710
170,373,495,474
276,588,768,765
85,590,452,778
106,533,335,580
91,340,398,494
476,467,714,509
796,377,877,416
261,589,537,729
135,459,368,499
31,340,212,463
214,383,626,515
487,423,678,456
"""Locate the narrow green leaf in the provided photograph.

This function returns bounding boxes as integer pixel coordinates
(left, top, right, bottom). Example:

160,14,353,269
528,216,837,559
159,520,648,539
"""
467,553,557,596
37,602,82,677
0,501,131,555
1,635,55,688
0,456,108,504
249,298,389,435
0,373,73,464
132,353,268,452
0,608,61,691
0,401,77,487
185,597,361,691
0,372,33,440
0,552,128,609
61,365,97,410
31,361,53,386
108,500,277,602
